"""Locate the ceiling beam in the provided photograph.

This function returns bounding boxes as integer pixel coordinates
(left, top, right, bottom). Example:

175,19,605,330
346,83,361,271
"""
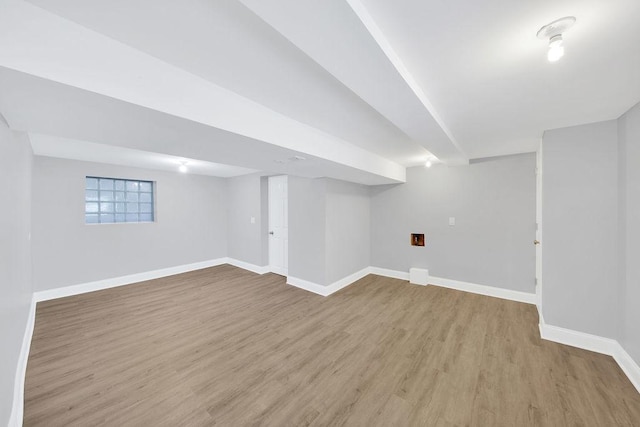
237,0,468,165
0,0,405,183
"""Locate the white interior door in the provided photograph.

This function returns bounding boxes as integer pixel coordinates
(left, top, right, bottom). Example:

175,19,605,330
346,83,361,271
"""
535,143,543,313
268,175,288,276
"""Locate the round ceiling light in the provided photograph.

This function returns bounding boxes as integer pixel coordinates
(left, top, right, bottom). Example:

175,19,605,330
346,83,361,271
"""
537,16,576,62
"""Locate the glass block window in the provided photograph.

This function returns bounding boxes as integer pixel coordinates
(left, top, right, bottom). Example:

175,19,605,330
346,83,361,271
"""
85,177,154,224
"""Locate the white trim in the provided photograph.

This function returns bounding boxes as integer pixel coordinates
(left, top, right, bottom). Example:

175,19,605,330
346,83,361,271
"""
226,258,270,275
269,266,288,276
539,319,618,355
34,258,228,302
613,345,640,394
535,142,543,314
287,267,371,297
429,276,536,305
287,276,331,296
538,316,640,394
369,267,409,281
324,267,370,295
369,267,535,305
9,295,37,427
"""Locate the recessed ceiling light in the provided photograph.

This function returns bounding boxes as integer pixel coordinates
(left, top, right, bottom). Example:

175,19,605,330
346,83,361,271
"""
425,160,432,168
179,162,188,173
274,155,306,164
537,16,576,62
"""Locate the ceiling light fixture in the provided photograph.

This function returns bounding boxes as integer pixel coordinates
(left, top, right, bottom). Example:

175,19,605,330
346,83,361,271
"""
179,162,188,173
547,34,564,62
274,155,307,164
536,16,576,62
424,155,440,168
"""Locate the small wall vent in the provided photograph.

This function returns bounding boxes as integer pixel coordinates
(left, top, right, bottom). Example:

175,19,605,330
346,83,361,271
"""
410,268,429,286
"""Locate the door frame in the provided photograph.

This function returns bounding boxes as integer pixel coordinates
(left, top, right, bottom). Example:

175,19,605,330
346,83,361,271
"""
535,141,543,313
268,175,288,276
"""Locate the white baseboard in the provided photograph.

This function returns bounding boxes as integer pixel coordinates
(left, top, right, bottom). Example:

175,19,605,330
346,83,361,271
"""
429,276,536,305
614,345,640,394
369,267,536,305
539,319,618,355
225,258,270,275
9,295,37,427
269,266,287,276
369,267,409,281
34,258,228,302
288,266,536,305
325,267,370,295
539,316,640,394
287,267,370,297
287,276,332,296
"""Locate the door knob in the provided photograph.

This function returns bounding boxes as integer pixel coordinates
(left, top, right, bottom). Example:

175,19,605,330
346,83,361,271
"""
533,240,540,245
269,231,274,235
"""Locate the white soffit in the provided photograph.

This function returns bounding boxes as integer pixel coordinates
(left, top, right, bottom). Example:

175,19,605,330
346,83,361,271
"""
24,0,430,167
0,0,405,183
28,134,258,178
0,67,403,186
236,0,467,165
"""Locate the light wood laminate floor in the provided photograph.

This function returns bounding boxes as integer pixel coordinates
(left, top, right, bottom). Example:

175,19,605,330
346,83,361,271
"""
25,265,640,426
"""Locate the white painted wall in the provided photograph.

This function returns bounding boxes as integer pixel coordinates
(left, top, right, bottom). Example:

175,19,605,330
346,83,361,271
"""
618,102,640,364
541,121,619,338
288,177,371,286
325,179,370,284
287,177,327,285
226,173,268,267
31,157,228,291
370,154,536,292
0,123,33,425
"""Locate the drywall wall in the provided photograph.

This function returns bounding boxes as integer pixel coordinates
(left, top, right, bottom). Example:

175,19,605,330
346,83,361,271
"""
31,157,227,291
325,179,370,283
370,153,536,292
287,177,326,284
226,173,268,267
541,120,619,338
619,102,640,364
0,123,33,424
288,177,371,286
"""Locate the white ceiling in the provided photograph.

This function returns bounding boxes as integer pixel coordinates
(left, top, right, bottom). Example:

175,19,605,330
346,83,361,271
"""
360,0,640,158
0,0,638,183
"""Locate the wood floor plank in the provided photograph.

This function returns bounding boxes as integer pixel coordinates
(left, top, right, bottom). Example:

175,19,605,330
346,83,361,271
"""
24,265,640,426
